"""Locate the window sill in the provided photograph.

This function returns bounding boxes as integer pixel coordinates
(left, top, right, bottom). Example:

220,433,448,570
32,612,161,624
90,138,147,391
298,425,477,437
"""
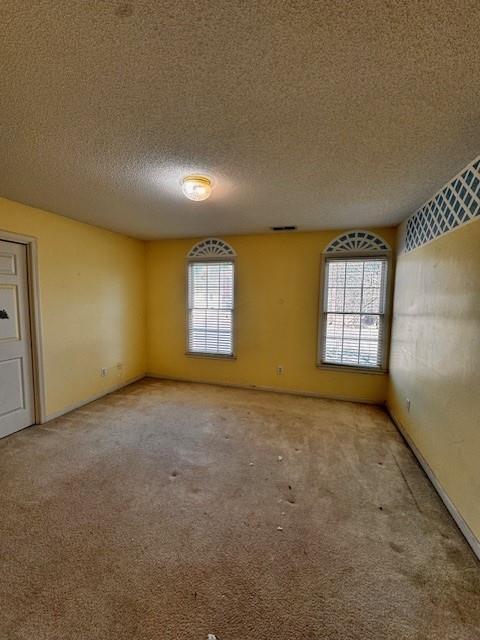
317,362,387,375
185,352,237,360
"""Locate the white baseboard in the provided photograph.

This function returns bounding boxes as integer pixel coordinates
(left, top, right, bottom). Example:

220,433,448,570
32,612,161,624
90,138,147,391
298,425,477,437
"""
42,374,145,423
387,404,480,561
145,373,380,405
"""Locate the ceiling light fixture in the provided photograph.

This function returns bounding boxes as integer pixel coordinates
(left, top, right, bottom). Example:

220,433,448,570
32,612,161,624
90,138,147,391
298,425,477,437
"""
182,175,212,201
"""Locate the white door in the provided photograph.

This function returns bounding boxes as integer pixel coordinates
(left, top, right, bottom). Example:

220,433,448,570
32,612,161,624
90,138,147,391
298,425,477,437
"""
0,240,35,438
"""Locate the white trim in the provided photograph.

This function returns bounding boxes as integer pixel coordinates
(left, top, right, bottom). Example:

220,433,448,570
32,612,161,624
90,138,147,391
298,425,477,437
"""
317,249,393,372
146,373,381,405
186,252,236,358
43,374,145,423
387,404,480,561
0,229,47,424
318,362,387,375
185,352,237,360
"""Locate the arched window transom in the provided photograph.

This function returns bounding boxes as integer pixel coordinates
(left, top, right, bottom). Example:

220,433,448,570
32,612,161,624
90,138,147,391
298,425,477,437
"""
187,238,236,259
325,230,390,254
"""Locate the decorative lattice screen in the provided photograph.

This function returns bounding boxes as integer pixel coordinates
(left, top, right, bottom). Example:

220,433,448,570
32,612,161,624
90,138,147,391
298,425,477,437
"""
402,156,480,253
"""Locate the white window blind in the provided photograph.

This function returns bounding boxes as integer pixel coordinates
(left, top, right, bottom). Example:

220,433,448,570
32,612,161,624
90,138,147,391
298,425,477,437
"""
321,257,388,369
187,261,234,356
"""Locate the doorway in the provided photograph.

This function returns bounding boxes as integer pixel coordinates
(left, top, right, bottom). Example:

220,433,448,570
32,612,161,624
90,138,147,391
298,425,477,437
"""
0,234,44,437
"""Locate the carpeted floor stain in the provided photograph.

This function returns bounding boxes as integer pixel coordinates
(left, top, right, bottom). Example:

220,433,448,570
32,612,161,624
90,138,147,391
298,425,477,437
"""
0,378,478,639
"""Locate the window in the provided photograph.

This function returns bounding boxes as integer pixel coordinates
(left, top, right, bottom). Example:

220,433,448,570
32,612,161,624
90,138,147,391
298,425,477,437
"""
319,232,390,370
187,239,235,357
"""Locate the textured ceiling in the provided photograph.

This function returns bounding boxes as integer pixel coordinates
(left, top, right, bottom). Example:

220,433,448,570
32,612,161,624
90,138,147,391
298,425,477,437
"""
1,1,479,239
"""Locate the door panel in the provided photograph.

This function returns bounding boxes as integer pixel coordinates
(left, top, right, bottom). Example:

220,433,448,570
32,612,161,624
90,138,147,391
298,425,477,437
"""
0,240,35,438
0,358,25,417
0,285,20,340
0,252,16,274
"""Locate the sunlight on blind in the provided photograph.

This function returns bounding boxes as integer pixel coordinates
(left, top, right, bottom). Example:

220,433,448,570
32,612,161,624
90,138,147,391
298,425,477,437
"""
188,261,234,355
322,258,388,368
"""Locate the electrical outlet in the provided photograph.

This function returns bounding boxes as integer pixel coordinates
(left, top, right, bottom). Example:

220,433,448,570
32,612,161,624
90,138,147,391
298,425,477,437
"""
406,398,411,412
101,367,108,377
276,365,284,375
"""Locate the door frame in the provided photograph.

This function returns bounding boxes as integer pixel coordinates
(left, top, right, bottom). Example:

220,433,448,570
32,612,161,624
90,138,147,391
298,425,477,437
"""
0,229,46,424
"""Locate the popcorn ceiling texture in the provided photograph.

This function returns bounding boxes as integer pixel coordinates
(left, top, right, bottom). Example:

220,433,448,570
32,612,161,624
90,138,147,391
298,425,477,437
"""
0,379,479,639
0,1,479,238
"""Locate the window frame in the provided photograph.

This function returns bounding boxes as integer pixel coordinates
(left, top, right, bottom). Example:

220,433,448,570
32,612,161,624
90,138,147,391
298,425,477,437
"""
317,246,392,374
185,253,236,360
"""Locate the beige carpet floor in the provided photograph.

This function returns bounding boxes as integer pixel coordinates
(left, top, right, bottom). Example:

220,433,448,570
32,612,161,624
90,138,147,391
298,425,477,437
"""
0,378,478,640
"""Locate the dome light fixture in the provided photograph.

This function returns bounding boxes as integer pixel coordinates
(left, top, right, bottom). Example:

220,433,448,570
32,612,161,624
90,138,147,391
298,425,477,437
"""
182,175,212,201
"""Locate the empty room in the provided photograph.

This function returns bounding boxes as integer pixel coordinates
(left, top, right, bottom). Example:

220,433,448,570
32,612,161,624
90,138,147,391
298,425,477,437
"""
0,2,479,639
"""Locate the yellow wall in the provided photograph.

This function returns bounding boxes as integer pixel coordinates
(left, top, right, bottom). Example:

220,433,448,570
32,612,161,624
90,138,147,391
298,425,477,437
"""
0,198,394,414
387,219,480,540
146,229,396,403
0,198,146,418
